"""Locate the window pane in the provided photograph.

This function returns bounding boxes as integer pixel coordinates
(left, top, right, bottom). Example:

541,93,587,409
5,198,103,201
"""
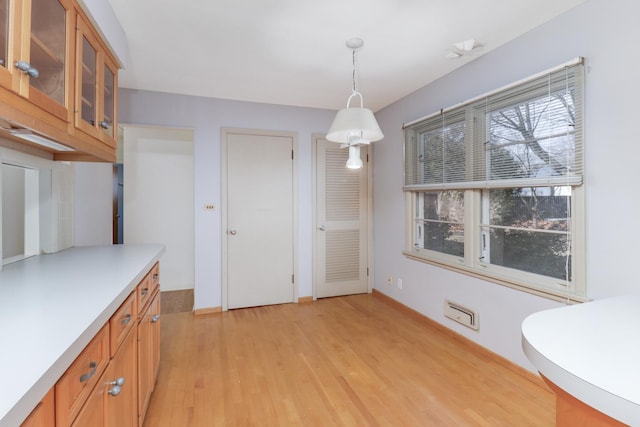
483,187,571,280
415,191,464,257
30,0,66,105
485,88,577,182
419,121,466,184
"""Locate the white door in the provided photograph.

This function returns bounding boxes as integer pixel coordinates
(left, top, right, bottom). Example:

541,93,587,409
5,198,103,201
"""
224,130,296,309
314,137,370,298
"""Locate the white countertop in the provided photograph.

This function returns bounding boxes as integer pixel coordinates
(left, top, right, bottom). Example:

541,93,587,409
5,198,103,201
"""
0,244,165,427
522,295,640,425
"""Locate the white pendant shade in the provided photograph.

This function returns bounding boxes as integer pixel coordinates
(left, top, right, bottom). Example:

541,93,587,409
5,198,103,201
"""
326,107,383,143
346,145,363,169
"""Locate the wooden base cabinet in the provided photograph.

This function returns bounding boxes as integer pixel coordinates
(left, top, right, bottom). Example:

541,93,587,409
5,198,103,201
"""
137,264,161,426
20,388,54,427
43,263,160,427
71,327,137,427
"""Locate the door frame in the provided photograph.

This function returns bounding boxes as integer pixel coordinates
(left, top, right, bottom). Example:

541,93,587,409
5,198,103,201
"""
311,133,373,300
221,128,298,311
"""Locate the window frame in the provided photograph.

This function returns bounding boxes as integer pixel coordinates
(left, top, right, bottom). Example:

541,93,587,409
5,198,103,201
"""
403,59,586,302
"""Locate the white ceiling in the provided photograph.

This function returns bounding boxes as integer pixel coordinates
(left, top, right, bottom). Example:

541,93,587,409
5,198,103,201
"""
108,0,585,112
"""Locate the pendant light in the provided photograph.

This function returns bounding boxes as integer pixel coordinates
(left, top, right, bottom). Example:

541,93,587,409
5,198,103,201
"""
326,38,383,169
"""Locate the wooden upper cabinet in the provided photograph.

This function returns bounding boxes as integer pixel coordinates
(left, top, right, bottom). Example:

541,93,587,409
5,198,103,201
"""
0,0,119,161
75,12,117,148
0,0,74,121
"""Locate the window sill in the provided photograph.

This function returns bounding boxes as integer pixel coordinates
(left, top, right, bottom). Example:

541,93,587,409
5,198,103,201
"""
402,250,589,304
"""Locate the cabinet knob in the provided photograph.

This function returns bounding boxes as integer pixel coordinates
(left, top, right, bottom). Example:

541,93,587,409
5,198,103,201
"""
151,314,160,323
108,377,125,395
15,61,39,78
111,377,125,387
141,288,149,296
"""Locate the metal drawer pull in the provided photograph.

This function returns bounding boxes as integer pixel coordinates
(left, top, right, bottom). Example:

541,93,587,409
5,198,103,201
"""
108,377,125,396
151,314,160,323
79,361,97,382
152,273,159,281
121,313,132,326
141,288,149,296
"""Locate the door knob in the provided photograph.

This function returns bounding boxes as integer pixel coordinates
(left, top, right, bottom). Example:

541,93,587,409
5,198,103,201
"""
229,229,237,235
318,225,326,231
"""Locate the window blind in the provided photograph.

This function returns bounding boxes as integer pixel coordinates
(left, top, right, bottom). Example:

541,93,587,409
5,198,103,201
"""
404,59,584,191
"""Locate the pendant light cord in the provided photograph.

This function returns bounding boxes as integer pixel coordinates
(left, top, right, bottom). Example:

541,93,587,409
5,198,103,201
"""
346,48,364,108
352,48,358,94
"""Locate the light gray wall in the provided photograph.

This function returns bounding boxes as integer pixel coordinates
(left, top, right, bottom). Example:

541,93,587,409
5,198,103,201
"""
118,93,335,310
73,163,113,246
373,0,640,370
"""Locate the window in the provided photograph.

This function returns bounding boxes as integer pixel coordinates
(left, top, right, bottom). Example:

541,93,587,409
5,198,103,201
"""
403,59,585,300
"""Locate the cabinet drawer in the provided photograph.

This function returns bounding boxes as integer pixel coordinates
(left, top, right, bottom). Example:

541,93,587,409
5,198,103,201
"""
55,324,109,427
136,274,152,316
110,292,136,357
150,262,160,290
137,263,160,315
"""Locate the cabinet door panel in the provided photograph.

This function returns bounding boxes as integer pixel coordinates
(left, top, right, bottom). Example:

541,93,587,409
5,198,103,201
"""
20,388,54,427
0,0,11,88
70,381,104,427
27,0,72,120
102,59,116,144
137,299,151,423
75,16,101,139
105,327,137,427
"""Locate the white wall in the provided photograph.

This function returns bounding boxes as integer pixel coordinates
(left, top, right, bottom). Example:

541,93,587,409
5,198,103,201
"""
118,94,335,309
73,163,113,246
123,126,195,292
1,164,25,258
373,0,640,371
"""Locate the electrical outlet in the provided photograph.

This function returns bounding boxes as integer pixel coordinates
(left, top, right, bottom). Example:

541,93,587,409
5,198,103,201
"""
204,203,216,211
397,278,403,289
387,275,393,286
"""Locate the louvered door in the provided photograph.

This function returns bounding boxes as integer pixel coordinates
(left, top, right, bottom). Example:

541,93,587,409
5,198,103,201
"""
315,137,369,298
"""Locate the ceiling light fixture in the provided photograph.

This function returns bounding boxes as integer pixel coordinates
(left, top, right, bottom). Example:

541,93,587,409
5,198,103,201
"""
445,38,483,59
326,38,383,169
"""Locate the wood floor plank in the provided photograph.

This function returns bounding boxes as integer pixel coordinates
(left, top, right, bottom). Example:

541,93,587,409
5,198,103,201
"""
143,294,554,426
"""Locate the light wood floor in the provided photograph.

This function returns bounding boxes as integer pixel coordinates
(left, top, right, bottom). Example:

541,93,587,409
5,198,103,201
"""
143,293,555,426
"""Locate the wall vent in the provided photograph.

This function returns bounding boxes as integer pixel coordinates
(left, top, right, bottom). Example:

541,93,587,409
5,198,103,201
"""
444,300,479,331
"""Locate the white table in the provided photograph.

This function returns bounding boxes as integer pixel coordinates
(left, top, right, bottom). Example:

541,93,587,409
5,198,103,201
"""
522,295,640,425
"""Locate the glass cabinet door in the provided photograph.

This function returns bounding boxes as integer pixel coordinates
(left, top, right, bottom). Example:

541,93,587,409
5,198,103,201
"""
80,34,97,127
102,63,115,139
0,0,8,71
29,0,66,107
0,0,13,88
